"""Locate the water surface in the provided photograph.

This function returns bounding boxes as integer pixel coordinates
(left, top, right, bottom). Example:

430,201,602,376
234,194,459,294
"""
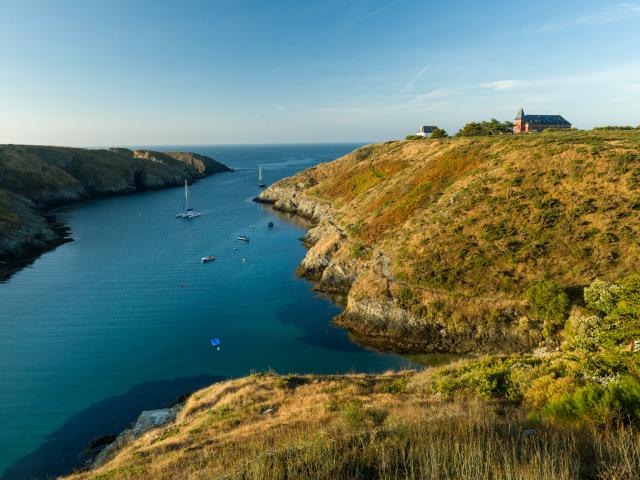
0,144,408,479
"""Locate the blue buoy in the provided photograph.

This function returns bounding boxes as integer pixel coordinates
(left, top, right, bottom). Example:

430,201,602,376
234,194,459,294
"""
210,338,221,350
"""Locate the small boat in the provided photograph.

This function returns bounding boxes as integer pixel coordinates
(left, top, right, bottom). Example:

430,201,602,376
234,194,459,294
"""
237,235,250,242
210,338,221,351
268,221,274,229
201,255,216,263
258,165,266,188
176,180,202,219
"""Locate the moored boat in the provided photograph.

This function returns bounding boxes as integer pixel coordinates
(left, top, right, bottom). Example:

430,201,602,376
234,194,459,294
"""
201,255,216,263
236,235,250,242
176,180,202,219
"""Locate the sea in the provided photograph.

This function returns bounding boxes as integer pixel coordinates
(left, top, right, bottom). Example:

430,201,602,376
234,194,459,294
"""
0,144,410,479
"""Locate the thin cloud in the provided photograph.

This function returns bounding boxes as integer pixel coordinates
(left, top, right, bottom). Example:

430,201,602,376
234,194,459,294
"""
482,80,525,91
352,0,402,24
541,2,640,32
402,64,431,92
405,87,458,107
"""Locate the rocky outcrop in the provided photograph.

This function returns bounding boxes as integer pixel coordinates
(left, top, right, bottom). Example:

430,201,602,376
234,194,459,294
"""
0,144,233,279
93,406,181,468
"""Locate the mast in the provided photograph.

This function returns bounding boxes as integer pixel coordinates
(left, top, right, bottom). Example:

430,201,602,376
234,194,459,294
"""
184,179,189,211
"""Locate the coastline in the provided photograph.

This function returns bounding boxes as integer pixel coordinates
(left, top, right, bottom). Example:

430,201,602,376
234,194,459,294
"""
0,146,233,281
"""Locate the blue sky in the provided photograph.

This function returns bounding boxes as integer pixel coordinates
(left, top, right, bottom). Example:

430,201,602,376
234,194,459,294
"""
1,0,639,145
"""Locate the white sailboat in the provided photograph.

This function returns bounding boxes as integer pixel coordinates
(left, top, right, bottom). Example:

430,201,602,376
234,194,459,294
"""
258,164,266,188
176,179,202,219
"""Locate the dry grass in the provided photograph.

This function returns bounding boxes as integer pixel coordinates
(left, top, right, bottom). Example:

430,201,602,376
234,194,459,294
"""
64,370,640,480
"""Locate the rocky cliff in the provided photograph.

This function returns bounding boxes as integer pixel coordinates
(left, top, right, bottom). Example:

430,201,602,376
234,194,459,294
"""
258,130,640,354
0,145,232,278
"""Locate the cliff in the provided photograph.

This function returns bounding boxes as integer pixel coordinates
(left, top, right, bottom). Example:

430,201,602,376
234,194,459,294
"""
0,145,232,277
258,130,640,354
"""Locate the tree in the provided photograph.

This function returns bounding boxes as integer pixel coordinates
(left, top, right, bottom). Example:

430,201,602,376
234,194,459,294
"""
430,128,448,139
526,280,570,338
456,119,514,137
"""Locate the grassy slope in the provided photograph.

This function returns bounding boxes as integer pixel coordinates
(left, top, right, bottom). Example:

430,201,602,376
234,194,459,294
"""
273,130,640,346
66,370,640,480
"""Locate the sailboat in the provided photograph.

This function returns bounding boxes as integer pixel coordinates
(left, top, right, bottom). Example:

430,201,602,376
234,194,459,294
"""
176,179,202,219
258,164,266,188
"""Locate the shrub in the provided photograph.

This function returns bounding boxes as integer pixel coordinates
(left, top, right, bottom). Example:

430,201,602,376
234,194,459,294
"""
456,119,514,137
429,128,448,139
397,286,417,309
526,281,570,337
405,135,422,141
584,279,623,315
349,242,372,260
543,376,640,426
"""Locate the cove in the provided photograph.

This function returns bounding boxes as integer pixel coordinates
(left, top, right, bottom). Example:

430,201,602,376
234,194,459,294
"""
0,144,409,479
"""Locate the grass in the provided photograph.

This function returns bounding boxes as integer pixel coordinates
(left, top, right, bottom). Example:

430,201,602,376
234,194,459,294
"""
64,370,640,480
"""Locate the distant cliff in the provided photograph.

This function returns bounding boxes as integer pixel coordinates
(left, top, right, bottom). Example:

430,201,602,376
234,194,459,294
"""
0,145,232,277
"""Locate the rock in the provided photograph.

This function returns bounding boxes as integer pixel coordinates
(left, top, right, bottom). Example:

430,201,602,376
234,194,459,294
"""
86,435,117,451
131,407,179,438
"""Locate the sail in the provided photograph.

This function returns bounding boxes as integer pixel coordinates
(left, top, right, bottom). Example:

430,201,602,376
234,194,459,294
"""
258,165,263,183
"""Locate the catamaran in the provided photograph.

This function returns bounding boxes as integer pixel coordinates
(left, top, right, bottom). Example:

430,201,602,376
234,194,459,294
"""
176,179,201,219
258,164,266,188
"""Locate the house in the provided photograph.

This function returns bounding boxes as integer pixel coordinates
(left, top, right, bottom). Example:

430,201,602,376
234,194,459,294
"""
514,108,571,134
416,125,439,137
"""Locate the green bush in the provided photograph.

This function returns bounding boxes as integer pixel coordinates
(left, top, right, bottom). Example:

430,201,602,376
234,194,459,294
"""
543,376,640,426
429,128,448,139
349,242,372,260
526,281,570,338
456,119,514,137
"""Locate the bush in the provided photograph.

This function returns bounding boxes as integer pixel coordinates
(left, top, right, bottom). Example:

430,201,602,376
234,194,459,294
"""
543,376,640,426
456,119,514,137
429,128,448,139
349,242,372,260
405,135,422,141
526,281,570,337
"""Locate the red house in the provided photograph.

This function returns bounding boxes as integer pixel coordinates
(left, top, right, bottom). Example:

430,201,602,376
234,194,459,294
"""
514,108,571,134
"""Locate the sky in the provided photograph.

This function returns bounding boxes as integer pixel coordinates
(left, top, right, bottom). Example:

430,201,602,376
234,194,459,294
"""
0,0,639,146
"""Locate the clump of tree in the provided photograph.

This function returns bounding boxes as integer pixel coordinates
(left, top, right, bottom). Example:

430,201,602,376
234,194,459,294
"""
430,128,448,139
456,119,514,137
526,280,571,338
593,126,639,131
405,128,448,141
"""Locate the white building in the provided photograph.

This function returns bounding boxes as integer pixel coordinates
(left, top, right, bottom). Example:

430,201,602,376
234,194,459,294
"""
417,125,438,137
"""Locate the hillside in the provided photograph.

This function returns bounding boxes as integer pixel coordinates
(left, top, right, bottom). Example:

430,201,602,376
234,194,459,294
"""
258,130,640,353
0,145,231,277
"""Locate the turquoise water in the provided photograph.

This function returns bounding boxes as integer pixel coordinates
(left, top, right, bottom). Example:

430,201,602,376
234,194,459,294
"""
0,144,408,479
